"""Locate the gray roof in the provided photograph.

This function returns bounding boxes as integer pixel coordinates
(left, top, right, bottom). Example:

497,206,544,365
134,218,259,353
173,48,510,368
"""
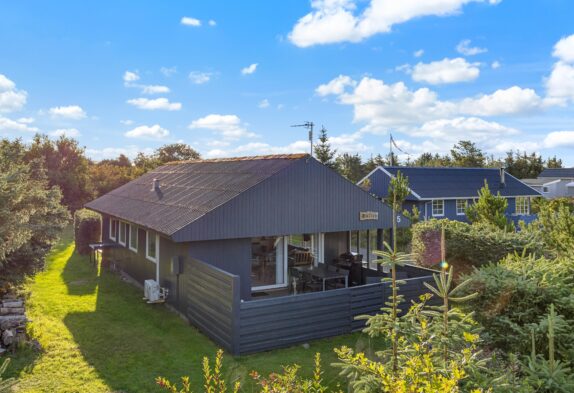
539,168,574,178
85,154,308,236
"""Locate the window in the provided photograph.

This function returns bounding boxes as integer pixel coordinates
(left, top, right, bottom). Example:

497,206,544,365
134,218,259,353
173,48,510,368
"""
542,186,549,193
146,231,158,262
456,199,467,216
432,200,444,217
251,236,287,290
515,197,530,215
129,224,138,252
109,219,117,241
118,221,127,246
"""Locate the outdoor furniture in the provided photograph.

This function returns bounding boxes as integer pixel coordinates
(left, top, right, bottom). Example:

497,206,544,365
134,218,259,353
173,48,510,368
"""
295,265,349,291
88,242,120,267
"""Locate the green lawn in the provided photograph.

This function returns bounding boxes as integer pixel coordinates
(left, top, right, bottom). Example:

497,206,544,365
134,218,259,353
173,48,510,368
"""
6,229,382,393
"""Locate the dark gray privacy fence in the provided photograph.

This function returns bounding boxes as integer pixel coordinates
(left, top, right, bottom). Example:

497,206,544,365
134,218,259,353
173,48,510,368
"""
185,259,241,354
185,260,436,356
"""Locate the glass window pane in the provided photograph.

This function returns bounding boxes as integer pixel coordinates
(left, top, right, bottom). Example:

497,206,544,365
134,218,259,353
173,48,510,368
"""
147,232,156,259
129,225,138,250
251,236,286,288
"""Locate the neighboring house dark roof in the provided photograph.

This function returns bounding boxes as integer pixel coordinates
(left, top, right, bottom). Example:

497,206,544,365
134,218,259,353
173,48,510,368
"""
539,168,574,178
85,154,308,236
379,166,541,199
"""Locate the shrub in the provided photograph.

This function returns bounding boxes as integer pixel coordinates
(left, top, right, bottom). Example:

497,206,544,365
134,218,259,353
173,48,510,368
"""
73,209,101,255
411,219,544,269
463,252,574,359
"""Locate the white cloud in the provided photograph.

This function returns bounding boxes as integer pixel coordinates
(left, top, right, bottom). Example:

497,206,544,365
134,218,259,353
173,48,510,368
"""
241,63,258,75
17,117,34,124
414,117,519,142
0,74,27,113
123,71,140,83
543,130,574,148
545,61,574,105
141,85,170,94
86,145,154,161
50,128,81,138
456,39,487,56
491,61,501,69
208,19,217,26
553,34,574,63
316,74,357,96
258,99,270,108
126,98,182,111
0,115,38,133
125,124,170,139
413,49,424,58
189,71,212,84
48,105,87,119
181,17,201,26
160,66,177,77
412,57,480,84
189,114,257,139
120,119,134,125
459,86,542,116
288,0,500,48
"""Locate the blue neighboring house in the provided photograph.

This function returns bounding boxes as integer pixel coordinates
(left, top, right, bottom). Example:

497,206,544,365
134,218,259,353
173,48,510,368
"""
359,167,542,225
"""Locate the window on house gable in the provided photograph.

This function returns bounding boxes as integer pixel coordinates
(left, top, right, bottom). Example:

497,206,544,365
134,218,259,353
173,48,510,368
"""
456,199,467,216
432,200,444,216
515,197,530,215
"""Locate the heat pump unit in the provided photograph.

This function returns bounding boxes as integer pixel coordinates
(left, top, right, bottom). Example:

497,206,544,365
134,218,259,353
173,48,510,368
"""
144,280,160,302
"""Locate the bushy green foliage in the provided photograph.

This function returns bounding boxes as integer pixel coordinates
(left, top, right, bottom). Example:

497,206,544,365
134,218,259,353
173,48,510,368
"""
0,138,69,286
521,198,574,256
73,209,102,255
411,219,544,268
465,180,513,231
463,252,574,359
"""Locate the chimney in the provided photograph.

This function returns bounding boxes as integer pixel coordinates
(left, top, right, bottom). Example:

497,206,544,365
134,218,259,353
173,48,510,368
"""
499,168,506,187
152,178,160,191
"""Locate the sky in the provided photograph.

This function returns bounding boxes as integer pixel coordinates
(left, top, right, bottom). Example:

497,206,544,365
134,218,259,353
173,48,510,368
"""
1,0,574,165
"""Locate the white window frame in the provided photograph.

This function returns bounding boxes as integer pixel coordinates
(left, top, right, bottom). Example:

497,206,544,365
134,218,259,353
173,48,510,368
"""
146,231,159,263
432,199,445,217
109,219,117,241
456,199,467,216
118,221,127,246
128,224,138,252
515,197,530,216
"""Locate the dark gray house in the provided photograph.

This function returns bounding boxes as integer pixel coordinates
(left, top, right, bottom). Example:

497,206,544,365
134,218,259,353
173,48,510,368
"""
86,154,435,354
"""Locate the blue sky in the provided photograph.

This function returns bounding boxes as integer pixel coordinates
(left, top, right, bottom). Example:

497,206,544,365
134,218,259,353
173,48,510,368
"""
1,1,574,165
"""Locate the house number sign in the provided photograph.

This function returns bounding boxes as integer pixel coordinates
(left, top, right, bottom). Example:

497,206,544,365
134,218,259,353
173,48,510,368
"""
359,211,379,220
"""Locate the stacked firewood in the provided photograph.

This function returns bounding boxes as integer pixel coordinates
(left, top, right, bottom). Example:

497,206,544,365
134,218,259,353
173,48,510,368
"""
0,294,27,355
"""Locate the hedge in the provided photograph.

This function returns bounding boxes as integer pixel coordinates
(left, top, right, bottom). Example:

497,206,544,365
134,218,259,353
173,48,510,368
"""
411,219,545,268
73,209,102,255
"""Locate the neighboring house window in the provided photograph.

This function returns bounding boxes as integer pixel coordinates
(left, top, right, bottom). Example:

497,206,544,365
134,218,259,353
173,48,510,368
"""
542,186,549,193
109,219,117,241
456,199,467,216
432,200,444,216
515,197,530,215
118,221,127,246
146,231,158,263
129,224,138,252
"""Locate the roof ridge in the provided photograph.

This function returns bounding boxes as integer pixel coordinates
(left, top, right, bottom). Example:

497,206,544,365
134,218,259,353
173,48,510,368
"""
164,153,309,165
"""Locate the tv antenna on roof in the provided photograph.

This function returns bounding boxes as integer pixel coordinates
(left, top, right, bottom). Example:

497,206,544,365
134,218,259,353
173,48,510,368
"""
291,121,314,157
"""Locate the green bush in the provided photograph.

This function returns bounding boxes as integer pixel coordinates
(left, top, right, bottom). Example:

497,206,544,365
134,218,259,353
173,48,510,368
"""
411,219,544,268
73,209,101,255
463,252,574,360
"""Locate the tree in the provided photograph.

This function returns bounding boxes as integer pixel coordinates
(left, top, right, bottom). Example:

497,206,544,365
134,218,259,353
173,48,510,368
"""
335,153,364,183
363,154,387,174
25,134,92,212
99,154,132,167
135,143,201,171
546,156,563,169
411,152,452,167
0,138,69,286
314,127,337,169
504,151,544,179
465,180,512,231
450,141,485,168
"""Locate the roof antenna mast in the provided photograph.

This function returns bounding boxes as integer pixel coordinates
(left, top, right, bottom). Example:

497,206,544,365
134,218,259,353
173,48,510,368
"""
291,121,314,157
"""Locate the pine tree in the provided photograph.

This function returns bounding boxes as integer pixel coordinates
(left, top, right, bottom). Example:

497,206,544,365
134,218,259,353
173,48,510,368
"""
313,127,337,169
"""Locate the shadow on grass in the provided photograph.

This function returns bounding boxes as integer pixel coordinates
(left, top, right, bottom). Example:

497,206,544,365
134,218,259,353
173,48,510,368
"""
60,248,100,296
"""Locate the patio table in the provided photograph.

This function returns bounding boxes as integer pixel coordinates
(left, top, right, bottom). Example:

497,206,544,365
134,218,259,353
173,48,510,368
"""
295,266,349,291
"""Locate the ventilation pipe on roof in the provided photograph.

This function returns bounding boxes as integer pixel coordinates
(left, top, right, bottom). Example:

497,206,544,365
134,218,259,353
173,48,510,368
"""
499,168,506,187
152,178,160,191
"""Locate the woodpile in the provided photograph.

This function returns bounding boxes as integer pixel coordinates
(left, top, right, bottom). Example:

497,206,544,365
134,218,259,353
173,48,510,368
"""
0,294,27,355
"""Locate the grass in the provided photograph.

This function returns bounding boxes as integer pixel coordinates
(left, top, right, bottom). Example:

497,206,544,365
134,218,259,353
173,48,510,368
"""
6,229,383,393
